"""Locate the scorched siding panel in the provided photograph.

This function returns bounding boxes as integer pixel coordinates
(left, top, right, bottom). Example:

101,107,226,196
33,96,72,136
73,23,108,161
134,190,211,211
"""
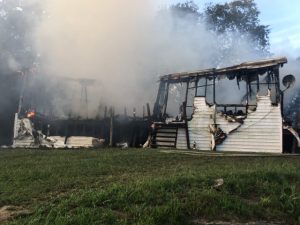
217,96,282,153
188,97,213,151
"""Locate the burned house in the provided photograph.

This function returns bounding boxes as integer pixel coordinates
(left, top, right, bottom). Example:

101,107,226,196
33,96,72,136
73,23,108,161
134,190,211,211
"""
3,57,299,152
150,57,299,153
9,72,149,149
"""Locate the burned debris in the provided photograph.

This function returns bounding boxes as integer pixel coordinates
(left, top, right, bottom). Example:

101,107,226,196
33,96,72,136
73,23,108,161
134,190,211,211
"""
11,105,149,149
2,70,149,149
283,91,300,153
149,57,299,153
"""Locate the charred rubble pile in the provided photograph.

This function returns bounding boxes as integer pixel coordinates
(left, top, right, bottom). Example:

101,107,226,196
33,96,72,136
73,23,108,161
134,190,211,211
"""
12,111,149,149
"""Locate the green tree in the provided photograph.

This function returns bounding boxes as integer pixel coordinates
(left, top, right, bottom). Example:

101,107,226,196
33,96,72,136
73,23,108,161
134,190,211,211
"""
170,0,270,56
169,1,200,22
204,0,270,53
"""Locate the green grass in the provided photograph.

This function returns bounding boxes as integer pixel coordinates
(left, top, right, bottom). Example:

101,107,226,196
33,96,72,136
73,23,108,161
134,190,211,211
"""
0,149,299,225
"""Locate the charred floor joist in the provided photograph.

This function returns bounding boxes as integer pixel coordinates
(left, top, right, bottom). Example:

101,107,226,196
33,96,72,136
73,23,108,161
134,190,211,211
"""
151,57,298,153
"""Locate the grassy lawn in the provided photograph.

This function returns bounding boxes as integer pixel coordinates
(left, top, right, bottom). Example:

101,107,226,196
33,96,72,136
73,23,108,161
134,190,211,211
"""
0,149,299,225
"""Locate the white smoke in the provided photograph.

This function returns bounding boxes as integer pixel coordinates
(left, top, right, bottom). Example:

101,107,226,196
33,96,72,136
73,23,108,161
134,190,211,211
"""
28,0,266,117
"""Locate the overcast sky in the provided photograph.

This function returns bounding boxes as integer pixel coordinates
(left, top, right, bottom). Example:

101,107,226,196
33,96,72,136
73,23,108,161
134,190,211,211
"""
165,0,300,57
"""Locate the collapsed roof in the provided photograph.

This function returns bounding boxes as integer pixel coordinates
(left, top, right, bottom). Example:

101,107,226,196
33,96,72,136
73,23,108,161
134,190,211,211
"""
160,57,288,82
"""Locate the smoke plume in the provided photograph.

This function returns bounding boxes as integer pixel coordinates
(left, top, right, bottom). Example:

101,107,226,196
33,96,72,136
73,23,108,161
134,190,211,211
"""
28,0,268,117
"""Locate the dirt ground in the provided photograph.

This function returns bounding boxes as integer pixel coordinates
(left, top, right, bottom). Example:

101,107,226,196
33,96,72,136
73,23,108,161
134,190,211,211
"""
0,206,31,223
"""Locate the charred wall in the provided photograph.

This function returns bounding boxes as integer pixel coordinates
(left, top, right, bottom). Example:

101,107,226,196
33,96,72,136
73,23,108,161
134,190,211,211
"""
0,72,21,145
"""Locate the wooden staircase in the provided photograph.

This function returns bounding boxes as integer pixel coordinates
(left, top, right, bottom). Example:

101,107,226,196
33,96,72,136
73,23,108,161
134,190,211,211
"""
151,123,179,148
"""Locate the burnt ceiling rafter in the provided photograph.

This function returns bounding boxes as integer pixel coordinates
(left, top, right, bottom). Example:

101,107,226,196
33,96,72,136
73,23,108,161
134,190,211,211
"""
160,57,287,83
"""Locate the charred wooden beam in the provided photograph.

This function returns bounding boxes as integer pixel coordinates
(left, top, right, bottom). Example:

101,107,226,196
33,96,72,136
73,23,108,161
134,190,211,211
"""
147,103,151,119
109,107,114,147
